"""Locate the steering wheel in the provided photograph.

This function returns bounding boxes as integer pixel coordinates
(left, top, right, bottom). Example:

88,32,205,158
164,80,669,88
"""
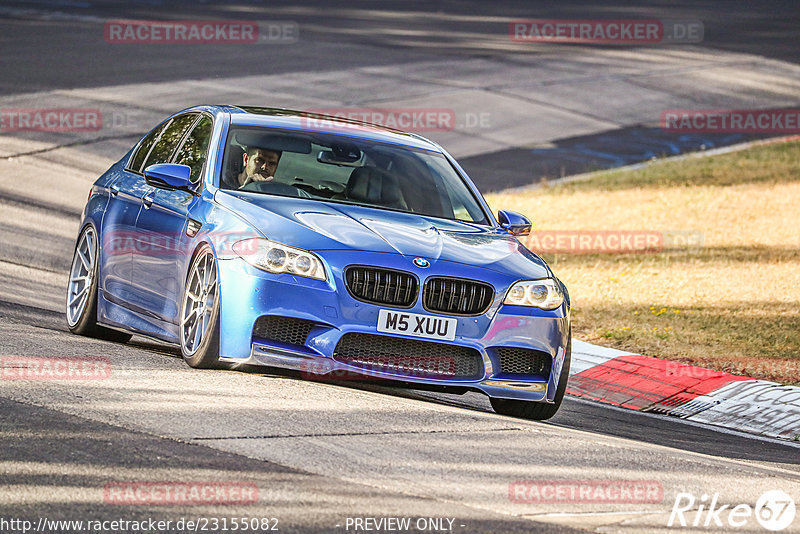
240,180,311,198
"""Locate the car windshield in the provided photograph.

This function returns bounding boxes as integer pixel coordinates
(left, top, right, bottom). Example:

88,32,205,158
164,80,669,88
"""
220,126,489,224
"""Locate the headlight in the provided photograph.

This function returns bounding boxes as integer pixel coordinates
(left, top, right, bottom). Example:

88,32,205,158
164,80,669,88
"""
232,238,326,281
504,279,564,310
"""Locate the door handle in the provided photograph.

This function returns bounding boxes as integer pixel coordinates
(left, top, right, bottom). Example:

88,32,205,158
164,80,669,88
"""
110,184,120,196
142,194,154,208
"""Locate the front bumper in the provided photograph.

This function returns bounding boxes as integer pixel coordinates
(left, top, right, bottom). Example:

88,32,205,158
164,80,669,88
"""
216,252,570,402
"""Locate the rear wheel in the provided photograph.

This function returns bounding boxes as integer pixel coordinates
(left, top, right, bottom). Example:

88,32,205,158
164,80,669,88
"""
66,225,132,343
180,245,223,369
490,336,571,421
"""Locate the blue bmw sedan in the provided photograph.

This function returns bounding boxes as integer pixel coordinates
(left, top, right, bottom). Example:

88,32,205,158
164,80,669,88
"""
66,105,571,420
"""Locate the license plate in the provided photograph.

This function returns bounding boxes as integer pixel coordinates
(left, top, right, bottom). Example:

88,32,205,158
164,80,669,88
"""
377,309,457,341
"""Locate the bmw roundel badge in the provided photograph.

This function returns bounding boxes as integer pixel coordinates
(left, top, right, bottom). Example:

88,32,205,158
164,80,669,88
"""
413,258,430,268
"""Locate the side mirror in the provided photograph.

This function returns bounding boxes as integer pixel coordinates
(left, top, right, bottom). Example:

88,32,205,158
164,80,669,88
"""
497,210,531,237
143,163,196,193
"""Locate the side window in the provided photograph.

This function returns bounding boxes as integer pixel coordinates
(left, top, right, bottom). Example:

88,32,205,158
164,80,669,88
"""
424,156,485,223
129,120,170,173
142,114,198,170
173,116,213,183
440,176,481,222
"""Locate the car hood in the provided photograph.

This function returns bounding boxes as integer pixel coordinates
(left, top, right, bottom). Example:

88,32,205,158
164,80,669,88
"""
215,191,551,278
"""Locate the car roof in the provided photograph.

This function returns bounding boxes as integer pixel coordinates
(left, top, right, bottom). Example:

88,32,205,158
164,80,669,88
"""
203,105,443,152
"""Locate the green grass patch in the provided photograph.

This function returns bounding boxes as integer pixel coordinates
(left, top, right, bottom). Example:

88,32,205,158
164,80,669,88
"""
487,139,800,384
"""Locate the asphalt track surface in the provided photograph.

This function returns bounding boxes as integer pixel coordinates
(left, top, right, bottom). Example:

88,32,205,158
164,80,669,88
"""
1,1,799,533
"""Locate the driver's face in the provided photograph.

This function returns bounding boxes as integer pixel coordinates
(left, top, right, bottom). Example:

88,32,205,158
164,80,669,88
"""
244,149,280,178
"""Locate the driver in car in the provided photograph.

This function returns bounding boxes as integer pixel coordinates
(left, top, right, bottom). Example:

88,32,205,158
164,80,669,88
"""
222,146,282,189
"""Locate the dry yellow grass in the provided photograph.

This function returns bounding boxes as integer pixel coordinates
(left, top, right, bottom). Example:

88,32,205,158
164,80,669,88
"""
486,140,800,384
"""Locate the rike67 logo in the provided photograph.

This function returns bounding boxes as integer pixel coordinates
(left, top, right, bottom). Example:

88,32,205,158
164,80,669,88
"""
668,490,795,531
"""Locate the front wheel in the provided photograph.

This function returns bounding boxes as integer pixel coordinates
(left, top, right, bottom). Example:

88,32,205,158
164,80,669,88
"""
180,245,223,369
66,225,132,343
490,336,571,421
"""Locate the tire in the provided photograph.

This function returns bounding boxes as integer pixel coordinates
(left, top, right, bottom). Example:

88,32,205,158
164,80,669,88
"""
490,335,571,421
66,225,132,343
180,244,223,369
